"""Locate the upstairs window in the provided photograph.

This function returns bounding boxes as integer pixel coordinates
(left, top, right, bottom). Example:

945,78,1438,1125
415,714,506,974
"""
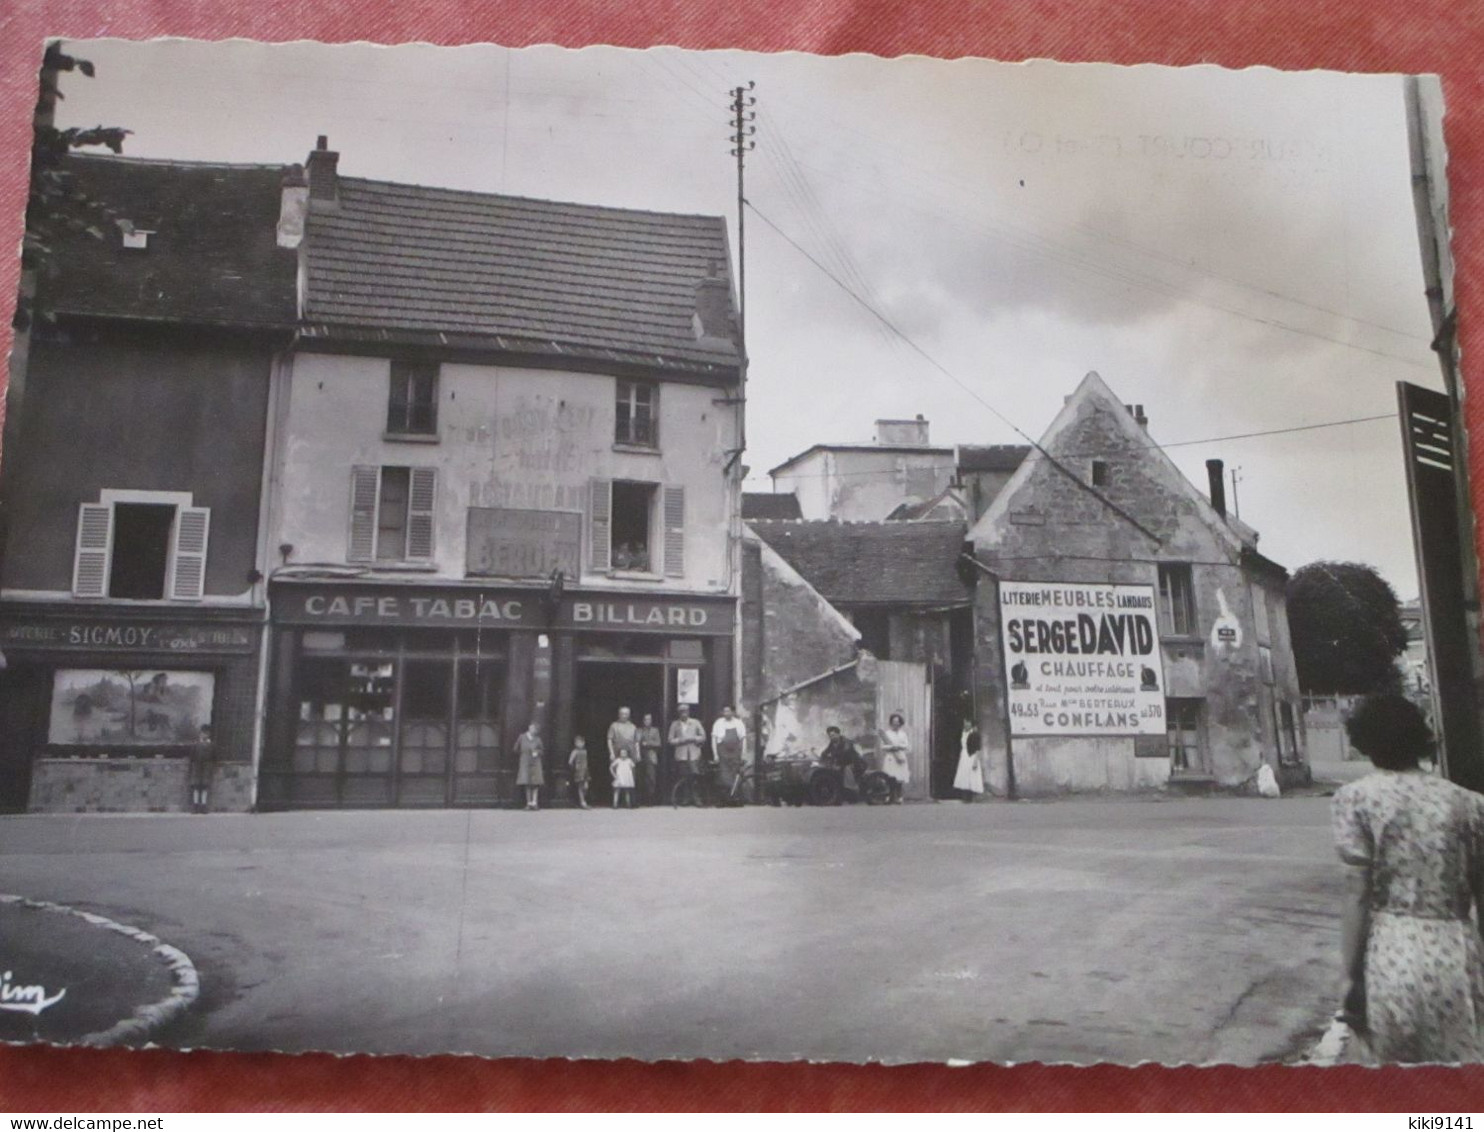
349,466,437,563
615,381,657,447
73,492,210,602
1158,563,1197,637
387,359,439,436
589,479,685,577
1090,459,1110,487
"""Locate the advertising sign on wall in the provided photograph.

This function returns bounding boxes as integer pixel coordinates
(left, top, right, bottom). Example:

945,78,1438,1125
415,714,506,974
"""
999,581,1165,737
466,508,583,579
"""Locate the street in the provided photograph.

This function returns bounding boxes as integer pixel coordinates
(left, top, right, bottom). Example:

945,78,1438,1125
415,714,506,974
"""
0,794,1346,1065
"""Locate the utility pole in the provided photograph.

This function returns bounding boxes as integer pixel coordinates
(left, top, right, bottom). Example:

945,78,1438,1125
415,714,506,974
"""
1230,466,1243,520
729,82,756,350
728,83,756,776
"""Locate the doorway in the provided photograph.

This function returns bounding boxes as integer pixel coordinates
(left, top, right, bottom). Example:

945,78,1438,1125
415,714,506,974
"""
573,661,666,802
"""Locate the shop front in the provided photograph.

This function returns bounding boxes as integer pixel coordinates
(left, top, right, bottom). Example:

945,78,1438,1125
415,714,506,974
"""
261,581,735,809
0,604,261,813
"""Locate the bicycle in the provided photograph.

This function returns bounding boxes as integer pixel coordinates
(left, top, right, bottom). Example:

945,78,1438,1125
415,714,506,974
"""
670,758,762,807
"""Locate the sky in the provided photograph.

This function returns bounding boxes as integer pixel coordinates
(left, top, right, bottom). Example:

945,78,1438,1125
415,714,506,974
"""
47,39,1445,596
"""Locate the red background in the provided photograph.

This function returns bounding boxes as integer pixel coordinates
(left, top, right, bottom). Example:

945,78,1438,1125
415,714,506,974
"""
2,0,1483,1112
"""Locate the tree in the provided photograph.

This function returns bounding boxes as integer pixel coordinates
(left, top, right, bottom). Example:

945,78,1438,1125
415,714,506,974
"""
15,41,130,331
1287,561,1410,695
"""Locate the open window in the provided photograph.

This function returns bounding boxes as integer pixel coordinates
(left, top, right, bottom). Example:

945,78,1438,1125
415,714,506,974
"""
387,359,439,437
349,466,437,563
72,491,210,601
588,479,685,576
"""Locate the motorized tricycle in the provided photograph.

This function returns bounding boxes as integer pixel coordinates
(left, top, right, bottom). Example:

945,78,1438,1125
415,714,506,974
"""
760,747,894,806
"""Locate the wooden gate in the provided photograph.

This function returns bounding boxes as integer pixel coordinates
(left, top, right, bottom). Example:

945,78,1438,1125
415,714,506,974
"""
875,659,933,801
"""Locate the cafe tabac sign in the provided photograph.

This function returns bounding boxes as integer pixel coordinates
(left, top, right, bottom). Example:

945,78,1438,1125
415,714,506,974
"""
275,585,734,636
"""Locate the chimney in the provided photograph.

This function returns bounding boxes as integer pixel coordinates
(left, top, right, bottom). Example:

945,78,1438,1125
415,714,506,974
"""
1125,403,1148,429
692,273,735,344
875,417,931,446
277,164,309,249
306,135,339,209
1206,458,1227,517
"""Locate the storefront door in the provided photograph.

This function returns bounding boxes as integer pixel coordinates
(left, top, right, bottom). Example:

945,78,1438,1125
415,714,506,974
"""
574,661,666,802
283,632,506,808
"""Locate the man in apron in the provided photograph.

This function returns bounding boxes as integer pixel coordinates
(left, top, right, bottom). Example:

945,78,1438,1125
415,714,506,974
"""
711,706,747,796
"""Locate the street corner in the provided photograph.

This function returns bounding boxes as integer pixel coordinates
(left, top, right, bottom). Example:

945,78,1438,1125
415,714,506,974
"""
0,894,199,1049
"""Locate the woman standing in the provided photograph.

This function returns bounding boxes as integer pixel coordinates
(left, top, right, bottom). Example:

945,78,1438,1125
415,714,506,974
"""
953,723,985,802
878,712,912,804
1332,693,1484,1063
514,720,545,811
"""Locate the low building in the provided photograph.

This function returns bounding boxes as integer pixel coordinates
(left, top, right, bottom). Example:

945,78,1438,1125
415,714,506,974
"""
968,372,1309,795
768,415,956,521
745,518,974,797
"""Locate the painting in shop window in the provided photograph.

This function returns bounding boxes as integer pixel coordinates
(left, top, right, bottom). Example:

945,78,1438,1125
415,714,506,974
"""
48,669,215,747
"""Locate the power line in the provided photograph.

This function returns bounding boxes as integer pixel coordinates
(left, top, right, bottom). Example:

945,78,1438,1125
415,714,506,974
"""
747,199,1163,544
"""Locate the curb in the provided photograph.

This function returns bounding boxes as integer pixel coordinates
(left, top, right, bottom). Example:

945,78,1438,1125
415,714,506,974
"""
0,893,200,1047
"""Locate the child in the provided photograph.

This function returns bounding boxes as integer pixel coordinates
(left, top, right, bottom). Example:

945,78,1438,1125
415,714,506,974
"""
611,747,636,809
568,735,591,810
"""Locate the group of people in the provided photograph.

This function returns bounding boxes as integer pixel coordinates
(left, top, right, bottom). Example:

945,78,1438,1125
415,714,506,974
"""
511,703,752,810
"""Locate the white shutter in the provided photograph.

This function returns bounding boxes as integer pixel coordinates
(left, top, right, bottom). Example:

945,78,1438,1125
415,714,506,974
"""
168,506,211,601
663,485,685,577
407,467,437,561
72,503,114,597
349,466,380,562
589,478,612,573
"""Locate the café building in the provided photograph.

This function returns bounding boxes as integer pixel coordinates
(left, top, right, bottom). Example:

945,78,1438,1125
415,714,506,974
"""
259,582,735,808
255,139,745,809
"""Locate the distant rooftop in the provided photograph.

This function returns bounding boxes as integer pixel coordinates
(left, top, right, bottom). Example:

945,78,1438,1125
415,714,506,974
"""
749,519,971,607
742,492,803,521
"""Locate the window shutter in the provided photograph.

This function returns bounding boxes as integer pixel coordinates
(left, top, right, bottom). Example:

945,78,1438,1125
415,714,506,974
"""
407,467,437,561
349,466,380,562
589,478,612,573
73,503,114,597
663,485,685,577
168,506,211,601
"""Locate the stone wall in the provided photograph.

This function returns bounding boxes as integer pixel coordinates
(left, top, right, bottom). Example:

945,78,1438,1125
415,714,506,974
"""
30,757,191,813
969,374,1309,795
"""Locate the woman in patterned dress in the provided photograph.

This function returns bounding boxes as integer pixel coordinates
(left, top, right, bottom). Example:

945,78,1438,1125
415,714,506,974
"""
1332,693,1484,1062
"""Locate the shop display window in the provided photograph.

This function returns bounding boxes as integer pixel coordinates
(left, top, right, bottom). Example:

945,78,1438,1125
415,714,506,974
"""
48,668,214,752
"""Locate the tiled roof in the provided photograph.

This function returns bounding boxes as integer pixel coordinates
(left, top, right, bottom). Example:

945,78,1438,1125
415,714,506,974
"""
958,444,1032,473
303,178,741,375
36,155,298,328
748,519,971,607
742,492,803,520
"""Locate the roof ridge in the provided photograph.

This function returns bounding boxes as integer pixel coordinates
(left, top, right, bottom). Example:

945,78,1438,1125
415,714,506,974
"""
339,176,728,225
65,152,290,172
